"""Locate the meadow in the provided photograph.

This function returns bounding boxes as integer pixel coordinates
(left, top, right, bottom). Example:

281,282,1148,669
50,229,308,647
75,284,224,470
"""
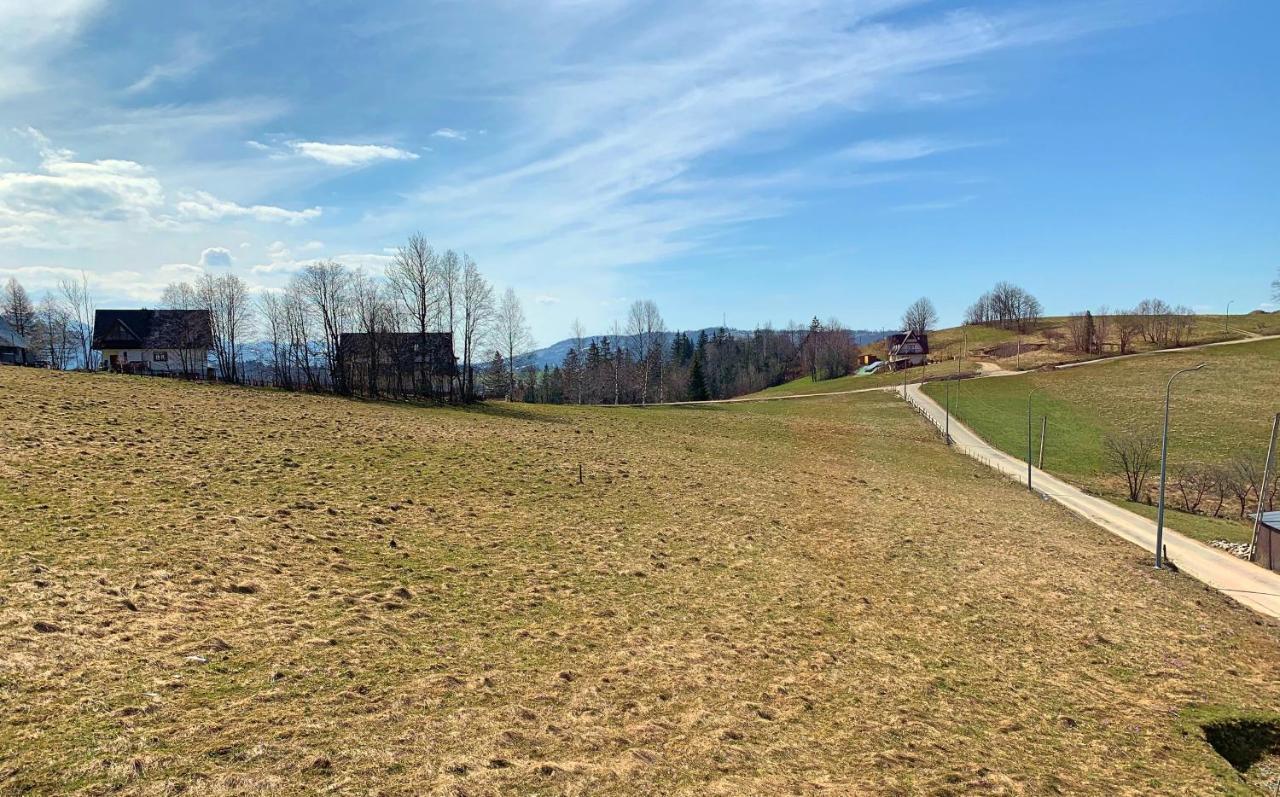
922,338,1280,545
2,367,1280,794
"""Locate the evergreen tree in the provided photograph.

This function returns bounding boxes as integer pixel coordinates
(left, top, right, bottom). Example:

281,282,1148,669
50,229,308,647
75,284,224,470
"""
482,350,506,397
688,351,709,401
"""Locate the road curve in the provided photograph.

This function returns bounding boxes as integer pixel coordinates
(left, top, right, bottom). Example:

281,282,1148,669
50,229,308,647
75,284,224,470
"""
905,382,1280,620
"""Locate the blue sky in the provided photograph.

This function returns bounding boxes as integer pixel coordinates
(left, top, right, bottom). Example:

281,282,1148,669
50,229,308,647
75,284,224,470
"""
1,0,1276,343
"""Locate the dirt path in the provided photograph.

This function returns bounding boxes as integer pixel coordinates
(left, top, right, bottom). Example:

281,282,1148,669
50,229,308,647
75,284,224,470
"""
905,382,1280,619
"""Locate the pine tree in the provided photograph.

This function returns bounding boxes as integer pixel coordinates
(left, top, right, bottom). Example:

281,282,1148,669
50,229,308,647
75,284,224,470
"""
482,350,506,398
688,351,709,401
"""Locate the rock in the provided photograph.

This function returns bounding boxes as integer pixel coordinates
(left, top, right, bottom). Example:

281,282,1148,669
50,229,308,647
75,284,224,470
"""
33,620,62,633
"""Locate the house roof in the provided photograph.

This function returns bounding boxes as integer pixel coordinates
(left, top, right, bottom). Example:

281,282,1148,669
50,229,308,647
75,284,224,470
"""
0,315,27,349
92,309,212,350
338,332,457,374
887,331,929,356
1254,511,1280,529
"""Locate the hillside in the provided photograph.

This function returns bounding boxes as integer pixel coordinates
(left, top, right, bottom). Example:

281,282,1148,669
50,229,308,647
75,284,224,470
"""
922,337,1280,545
2,368,1279,793
760,313,1280,400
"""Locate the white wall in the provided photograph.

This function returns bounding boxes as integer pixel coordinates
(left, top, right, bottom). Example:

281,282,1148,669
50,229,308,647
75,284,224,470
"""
100,348,209,374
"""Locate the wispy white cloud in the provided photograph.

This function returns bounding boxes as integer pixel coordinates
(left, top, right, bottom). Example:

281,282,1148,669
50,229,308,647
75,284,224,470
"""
890,194,978,212
174,190,321,225
289,141,419,166
840,136,986,164
431,128,467,141
127,36,212,94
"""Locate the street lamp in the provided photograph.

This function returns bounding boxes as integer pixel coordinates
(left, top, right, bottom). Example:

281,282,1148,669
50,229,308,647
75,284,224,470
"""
1027,386,1044,491
1225,300,1233,335
1155,363,1208,569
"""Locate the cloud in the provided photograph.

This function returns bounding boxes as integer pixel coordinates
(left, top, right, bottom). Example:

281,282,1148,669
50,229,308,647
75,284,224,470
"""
289,141,419,166
159,262,203,277
534,294,560,305
249,250,393,276
198,246,233,267
431,128,467,141
890,194,978,212
840,136,985,164
396,2,1125,292
174,191,321,225
127,36,212,93
0,129,164,245
0,0,107,98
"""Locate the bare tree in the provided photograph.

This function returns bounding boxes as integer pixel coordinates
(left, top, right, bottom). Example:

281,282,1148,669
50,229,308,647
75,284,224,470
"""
460,254,493,400
438,250,462,397
36,293,73,369
626,299,665,404
58,272,96,370
1173,463,1212,513
569,318,587,404
1103,429,1160,502
901,297,938,338
195,273,251,382
258,290,293,389
352,270,396,396
491,287,533,400
386,233,439,394
159,281,209,376
295,260,354,394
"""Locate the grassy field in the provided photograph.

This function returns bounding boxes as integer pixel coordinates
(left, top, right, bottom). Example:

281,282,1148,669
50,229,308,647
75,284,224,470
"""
3,367,1280,794
753,359,980,398
773,312,1280,401
923,338,1280,545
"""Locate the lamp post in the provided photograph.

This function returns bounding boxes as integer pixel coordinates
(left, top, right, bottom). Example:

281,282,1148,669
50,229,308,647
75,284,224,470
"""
1026,386,1044,491
1225,300,1233,335
944,379,951,445
1155,363,1208,569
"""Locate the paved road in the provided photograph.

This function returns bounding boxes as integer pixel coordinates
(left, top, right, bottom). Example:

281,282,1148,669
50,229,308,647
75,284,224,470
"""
906,382,1280,619
1054,333,1279,370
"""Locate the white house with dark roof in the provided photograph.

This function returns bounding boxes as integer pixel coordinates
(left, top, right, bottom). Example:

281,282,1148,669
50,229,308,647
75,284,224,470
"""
92,309,212,376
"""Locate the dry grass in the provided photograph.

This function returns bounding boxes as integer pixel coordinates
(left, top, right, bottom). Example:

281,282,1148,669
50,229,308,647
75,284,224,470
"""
2,367,1279,795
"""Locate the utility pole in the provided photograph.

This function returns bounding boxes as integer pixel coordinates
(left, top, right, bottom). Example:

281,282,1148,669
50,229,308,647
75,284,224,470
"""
1026,386,1044,491
1251,413,1279,560
944,379,951,445
1155,363,1208,568
1225,300,1233,335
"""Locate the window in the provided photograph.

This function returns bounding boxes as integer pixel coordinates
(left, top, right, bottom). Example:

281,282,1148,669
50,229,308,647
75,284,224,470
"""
153,351,168,362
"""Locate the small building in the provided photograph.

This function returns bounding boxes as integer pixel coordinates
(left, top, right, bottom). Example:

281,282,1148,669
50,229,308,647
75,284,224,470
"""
1253,511,1280,574
338,332,457,392
886,331,929,370
92,309,212,376
0,316,29,364
858,353,880,366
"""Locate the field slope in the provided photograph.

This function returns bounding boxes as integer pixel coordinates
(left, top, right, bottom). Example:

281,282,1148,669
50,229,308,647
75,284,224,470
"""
2,368,1279,794
922,338,1280,544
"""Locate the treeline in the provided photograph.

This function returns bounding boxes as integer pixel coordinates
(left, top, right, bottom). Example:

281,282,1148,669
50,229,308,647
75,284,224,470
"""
964,281,1044,332
2,273,96,370
1104,429,1277,520
1064,299,1198,355
1,234,531,403
504,321,839,405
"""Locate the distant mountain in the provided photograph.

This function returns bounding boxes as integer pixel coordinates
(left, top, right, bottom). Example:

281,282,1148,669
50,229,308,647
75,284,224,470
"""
523,327,893,369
